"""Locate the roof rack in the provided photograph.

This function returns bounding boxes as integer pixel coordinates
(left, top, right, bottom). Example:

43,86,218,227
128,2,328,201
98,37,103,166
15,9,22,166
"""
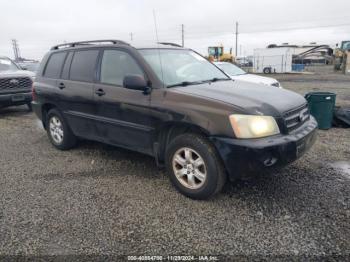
50,39,130,50
157,42,183,48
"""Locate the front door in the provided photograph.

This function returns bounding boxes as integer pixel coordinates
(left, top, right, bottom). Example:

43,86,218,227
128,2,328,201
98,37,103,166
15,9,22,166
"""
93,48,153,154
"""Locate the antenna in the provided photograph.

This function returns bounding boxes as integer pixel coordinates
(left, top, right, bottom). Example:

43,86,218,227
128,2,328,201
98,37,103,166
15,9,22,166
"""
153,9,165,88
181,24,184,47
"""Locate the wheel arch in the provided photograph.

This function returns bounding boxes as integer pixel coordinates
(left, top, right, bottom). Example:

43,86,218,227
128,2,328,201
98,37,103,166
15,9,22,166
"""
41,103,59,129
154,121,211,165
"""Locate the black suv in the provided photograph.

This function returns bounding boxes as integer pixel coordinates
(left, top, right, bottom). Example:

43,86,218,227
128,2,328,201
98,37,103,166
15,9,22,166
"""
32,40,317,199
0,56,35,110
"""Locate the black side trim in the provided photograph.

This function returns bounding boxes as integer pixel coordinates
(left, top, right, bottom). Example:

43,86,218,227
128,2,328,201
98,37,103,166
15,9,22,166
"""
64,110,154,132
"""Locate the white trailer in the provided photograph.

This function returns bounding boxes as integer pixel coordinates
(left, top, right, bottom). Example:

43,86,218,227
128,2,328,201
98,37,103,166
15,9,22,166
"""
253,47,293,74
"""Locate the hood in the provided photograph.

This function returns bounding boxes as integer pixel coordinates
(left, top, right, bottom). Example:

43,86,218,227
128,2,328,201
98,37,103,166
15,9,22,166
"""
170,80,306,116
0,70,35,78
230,73,279,86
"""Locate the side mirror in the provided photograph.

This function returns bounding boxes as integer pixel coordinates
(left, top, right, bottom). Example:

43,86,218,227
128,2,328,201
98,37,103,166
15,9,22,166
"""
123,74,148,91
21,65,28,70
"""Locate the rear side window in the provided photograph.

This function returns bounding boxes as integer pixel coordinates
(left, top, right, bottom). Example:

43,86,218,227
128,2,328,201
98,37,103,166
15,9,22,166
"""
100,50,143,86
44,52,67,78
70,50,99,82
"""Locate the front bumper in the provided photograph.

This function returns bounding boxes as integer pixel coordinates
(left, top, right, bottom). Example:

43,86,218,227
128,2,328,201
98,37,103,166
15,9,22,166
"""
0,92,32,108
210,116,318,180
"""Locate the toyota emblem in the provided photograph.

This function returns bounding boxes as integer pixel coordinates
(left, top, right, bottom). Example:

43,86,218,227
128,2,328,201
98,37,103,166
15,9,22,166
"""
9,79,19,85
299,109,308,122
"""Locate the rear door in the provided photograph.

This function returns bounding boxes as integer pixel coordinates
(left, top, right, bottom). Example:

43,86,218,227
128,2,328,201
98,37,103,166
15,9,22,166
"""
40,51,67,107
93,48,153,154
57,49,99,139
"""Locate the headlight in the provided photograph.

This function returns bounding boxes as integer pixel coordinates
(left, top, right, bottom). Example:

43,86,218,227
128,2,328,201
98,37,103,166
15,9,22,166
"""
273,82,283,88
271,82,280,88
229,114,280,138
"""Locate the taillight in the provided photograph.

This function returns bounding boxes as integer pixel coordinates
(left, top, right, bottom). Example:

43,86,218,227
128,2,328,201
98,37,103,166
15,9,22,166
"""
31,82,36,101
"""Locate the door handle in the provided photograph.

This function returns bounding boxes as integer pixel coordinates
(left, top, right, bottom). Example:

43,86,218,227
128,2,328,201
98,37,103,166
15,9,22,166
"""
95,88,105,96
58,82,65,89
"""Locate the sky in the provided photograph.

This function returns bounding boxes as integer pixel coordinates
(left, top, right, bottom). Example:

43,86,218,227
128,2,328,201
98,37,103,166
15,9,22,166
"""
0,0,349,60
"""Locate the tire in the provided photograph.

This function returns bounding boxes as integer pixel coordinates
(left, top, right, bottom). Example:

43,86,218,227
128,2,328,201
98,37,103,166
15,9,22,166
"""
27,103,32,112
46,108,77,150
263,67,272,74
165,133,226,199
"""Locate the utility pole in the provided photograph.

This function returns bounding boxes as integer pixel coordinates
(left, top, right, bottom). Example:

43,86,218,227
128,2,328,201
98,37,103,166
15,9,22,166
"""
235,22,239,57
130,32,133,41
181,24,184,47
11,39,21,62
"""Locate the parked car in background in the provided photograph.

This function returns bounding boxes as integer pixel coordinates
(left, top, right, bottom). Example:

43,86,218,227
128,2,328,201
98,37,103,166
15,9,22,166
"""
215,61,282,88
0,56,35,110
235,57,253,67
32,40,316,199
18,61,40,73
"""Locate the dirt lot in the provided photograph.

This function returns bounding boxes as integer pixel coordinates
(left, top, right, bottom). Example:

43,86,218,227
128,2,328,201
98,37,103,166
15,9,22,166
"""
0,67,349,259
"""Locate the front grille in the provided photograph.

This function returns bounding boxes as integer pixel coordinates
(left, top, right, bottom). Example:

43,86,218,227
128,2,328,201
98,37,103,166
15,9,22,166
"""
283,103,310,133
0,77,32,91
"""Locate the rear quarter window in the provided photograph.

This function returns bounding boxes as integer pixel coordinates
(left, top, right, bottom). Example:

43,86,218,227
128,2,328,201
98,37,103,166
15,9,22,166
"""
69,50,99,82
44,52,67,79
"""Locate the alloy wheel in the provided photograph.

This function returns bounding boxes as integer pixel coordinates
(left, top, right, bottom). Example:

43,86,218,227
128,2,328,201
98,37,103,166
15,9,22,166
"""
172,147,207,190
49,116,64,144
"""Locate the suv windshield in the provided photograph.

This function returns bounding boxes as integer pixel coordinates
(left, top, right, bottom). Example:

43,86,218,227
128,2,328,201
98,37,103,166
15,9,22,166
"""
216,62,246,76
0,58,19,71
139,49,229,87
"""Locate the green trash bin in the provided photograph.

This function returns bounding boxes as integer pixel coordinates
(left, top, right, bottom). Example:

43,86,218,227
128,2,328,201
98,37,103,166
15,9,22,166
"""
305,92,336,130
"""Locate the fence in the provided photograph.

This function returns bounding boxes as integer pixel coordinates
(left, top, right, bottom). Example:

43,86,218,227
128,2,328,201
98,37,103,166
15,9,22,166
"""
240,54,331,74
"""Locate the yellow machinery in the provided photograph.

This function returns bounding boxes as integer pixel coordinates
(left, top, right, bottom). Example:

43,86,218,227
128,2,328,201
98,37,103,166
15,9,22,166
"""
334,40,350,73
208,46,235,62
345,50,350,75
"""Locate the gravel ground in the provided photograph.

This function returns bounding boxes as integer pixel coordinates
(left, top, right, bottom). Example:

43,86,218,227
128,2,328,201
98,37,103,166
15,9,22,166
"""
274,66,350,108
0,68,349,259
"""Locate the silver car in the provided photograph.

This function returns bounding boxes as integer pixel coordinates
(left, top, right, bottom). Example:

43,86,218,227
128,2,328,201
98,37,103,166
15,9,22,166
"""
215,62,282,88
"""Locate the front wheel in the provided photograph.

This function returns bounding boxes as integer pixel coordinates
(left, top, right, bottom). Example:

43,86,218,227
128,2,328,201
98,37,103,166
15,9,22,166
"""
165,133,226,199
46,108,77,150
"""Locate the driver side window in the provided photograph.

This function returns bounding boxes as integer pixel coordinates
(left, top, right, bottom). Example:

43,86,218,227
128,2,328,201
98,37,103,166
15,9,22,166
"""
100,50,143,86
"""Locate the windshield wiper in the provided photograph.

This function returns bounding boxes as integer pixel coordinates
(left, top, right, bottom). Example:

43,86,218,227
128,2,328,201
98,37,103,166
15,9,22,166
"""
167,78,230,88
202,77,231,83
167,81,204,88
